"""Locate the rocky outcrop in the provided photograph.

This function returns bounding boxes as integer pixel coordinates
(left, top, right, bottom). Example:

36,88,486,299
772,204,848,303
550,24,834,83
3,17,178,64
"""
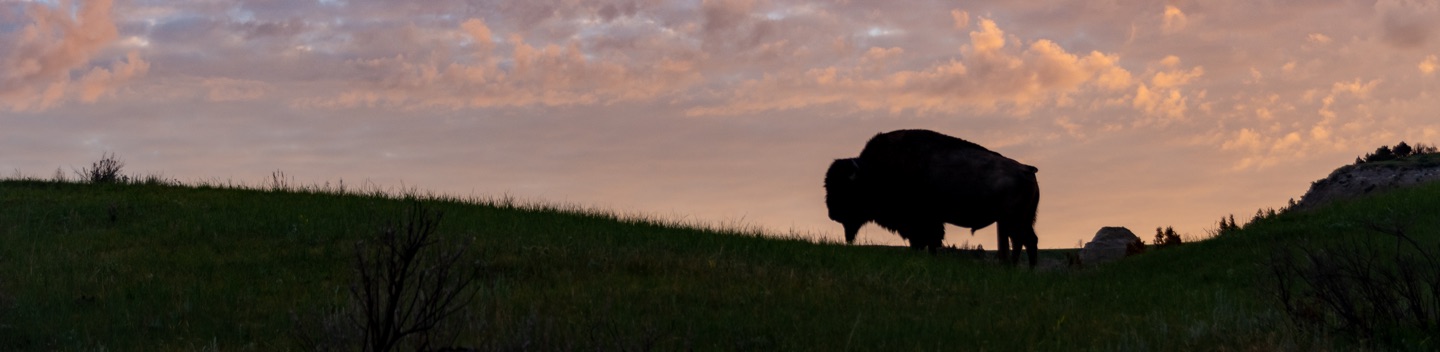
1079,227,1141,265
1294,155,1440,211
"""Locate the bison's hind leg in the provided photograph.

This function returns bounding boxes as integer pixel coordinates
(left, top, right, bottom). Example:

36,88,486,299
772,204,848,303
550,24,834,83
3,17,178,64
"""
998,221,1039,267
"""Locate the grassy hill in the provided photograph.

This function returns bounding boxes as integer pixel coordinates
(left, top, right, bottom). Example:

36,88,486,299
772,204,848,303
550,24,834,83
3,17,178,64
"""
2,177,1438,350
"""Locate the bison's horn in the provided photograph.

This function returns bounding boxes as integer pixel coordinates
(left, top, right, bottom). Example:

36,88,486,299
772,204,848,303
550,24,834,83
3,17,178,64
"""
849,159,861,181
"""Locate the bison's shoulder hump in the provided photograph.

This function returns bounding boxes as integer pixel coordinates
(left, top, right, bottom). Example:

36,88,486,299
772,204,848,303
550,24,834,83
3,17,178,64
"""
870,129,992,152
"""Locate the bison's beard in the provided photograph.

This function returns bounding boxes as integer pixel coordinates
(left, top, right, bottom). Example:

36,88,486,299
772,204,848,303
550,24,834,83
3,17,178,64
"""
843,221,864,244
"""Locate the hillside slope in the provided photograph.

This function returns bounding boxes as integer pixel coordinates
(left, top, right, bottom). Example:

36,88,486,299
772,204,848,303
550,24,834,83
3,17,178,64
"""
1,179,1437,350
1295,153,1440,211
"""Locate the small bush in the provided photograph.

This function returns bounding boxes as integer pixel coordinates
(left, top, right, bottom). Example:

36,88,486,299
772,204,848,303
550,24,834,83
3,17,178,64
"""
1125,237,1146,256
79,153,125,184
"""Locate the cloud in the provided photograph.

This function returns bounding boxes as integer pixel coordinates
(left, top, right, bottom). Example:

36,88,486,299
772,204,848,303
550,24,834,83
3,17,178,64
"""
688,18,1135,116
1132,84,1187,121
76,51,149,103
1162,5,1188,34
1307,33,1332,44
1221,128,1317,170
203,77,271,102
860,46,904,69
1422,55,1439,75
1376,0,1438,48
1151,66,1205,89
1331,78,1381,97
1223,128,1263,152
703,0,756,35
300,18,702,109
969,18,1007,53
950,9,970,29
460,18,496,54
0,0,148,111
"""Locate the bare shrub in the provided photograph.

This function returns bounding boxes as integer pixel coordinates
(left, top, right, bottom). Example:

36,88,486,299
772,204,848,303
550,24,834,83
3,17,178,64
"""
1269,217,1440,347
78,153,125,184
296,202,482,352
351,202,481,352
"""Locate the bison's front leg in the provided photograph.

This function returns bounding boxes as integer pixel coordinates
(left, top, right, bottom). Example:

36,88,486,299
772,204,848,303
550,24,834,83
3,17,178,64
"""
901,223,945,254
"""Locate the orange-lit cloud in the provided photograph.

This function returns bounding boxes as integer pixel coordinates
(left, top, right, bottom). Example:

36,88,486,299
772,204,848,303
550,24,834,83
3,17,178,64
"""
1,0,147,111
1162,5,1188,34
951,9,971,29
688,18,1134,116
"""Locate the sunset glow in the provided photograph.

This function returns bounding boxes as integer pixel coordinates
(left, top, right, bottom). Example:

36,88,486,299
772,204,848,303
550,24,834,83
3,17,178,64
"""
5,0,1439,248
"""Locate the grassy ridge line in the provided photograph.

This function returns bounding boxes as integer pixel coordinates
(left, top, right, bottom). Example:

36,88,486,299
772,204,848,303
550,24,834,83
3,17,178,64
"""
2,179,1436,350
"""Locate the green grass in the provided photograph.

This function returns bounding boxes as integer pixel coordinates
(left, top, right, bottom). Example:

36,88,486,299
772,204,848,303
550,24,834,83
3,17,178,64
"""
2,177,1438,350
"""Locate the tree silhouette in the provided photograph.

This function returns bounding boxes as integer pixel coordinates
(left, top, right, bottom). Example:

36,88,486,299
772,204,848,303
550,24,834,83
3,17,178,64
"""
1366,145,1395,163
1393,141,1413,158
1153,226,1183,247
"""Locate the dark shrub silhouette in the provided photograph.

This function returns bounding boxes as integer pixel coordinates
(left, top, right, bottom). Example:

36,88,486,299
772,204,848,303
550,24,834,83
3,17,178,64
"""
1366,146,1396,163
1153,226,1183,248
80,153,125,184
1393,141,1413,158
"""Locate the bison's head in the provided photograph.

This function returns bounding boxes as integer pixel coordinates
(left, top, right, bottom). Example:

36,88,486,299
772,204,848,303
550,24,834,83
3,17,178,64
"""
824,158,869,244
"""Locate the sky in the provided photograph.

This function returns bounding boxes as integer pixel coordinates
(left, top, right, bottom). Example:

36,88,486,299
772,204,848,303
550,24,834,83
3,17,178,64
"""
3,0,1440,249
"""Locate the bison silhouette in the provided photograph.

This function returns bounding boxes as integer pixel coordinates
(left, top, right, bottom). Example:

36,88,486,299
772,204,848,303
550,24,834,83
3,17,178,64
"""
825,129,1041,266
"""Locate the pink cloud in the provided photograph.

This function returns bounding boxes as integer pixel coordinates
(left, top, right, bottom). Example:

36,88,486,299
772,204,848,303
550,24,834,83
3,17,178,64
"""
299,18,702,110
1,0,147,111
950,9,970,29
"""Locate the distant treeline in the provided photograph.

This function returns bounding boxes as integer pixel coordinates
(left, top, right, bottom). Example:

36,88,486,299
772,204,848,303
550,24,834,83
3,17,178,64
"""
1354,141,1438,164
